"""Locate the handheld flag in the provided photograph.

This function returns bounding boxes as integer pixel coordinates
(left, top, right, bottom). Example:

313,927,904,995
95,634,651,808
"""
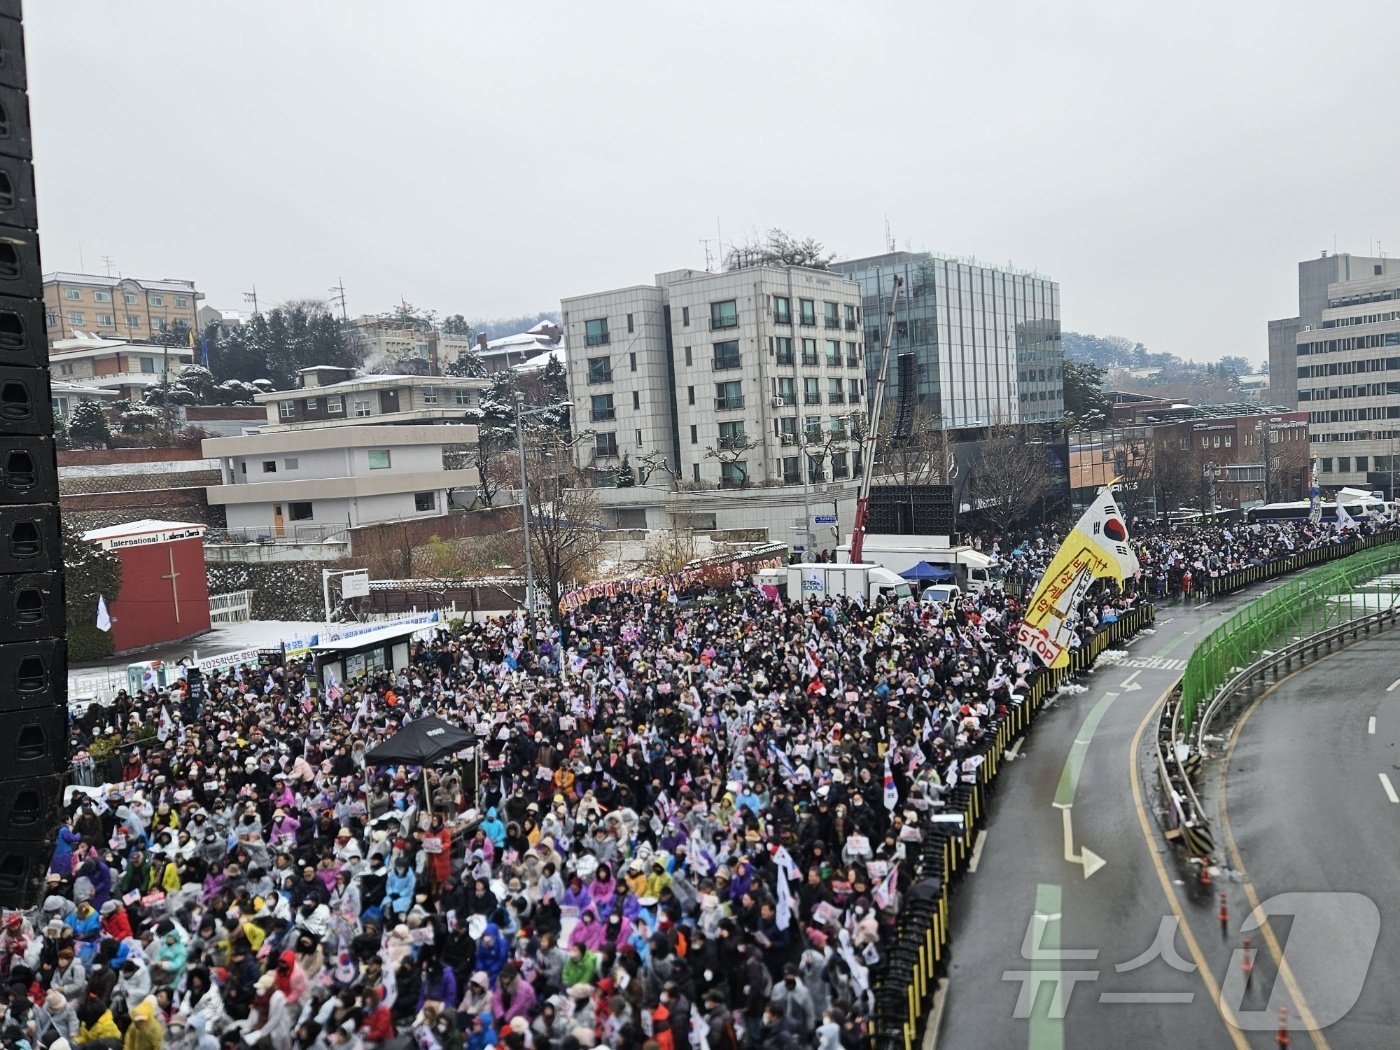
96,595,113,632
882,754,898,812
1335,500,1356,530
1016,489,1139,668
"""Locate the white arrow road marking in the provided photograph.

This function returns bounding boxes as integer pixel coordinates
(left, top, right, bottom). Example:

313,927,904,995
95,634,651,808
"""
968,830,988,873
1057,805,1107,878
1388,678,1400,693
1369,717,1376,735
1121,670,1143,692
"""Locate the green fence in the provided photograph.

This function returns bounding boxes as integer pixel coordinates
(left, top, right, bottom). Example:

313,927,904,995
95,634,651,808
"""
1179,540,1400,734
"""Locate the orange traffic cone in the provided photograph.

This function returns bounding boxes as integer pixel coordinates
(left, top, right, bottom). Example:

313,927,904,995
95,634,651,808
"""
1200,859,1213,887
1218,892,1229,938
1241,936,1255,993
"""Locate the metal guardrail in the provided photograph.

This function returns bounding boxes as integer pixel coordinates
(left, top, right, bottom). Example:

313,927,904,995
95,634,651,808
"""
1195,602,1400,753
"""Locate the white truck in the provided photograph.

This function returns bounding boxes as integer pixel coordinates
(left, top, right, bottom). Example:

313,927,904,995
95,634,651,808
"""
835,535,1000,594
756,563,914,604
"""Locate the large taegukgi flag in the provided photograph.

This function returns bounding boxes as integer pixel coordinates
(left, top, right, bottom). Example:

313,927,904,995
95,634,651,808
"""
1017,489,1139,668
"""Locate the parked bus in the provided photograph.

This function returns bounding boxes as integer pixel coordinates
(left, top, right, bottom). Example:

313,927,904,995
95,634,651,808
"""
1245,493,1392,524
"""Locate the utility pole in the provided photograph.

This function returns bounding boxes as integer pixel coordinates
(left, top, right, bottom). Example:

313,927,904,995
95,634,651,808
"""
329,278,349,324
800,431,815,559
243,285,259,317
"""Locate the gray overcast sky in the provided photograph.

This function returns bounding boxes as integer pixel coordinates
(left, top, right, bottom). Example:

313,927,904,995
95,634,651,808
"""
25,1,1400,363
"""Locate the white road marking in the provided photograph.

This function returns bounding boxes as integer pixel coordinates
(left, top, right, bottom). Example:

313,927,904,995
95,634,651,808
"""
1381,773,1399,804
1005,738,1024,760
1369,717,1377,735
1388,678,1400,693
968,830,988,873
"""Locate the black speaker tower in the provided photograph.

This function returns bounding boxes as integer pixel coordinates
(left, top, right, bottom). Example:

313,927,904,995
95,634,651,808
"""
0,0,69,909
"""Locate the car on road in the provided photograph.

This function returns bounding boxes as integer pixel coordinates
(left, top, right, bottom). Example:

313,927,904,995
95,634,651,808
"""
920,584,962,606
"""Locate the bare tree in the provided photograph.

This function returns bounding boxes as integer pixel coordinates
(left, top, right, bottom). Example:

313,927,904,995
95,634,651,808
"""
968,423,1055,533
1110,429,1154,521
521,436,606,624
1151,436,1196,519
725,228,834,271
874,403,954,486
705,429,761,488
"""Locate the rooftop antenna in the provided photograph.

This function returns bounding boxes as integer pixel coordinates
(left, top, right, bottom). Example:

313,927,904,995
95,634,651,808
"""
885,216,895,253
699,238,716,272
101,255,116,276
243,285,259,316
716,216,725,269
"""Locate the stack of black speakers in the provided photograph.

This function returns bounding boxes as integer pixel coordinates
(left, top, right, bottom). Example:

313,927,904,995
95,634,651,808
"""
0,0,71,910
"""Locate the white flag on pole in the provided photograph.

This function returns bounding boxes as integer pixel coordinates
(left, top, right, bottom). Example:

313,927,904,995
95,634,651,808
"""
156,705,174,743
96,596,112,632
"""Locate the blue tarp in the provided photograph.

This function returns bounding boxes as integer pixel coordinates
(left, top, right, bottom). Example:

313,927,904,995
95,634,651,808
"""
898,560,956,582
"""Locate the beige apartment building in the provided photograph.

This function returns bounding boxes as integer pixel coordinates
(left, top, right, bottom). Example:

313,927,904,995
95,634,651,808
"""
44,272,203,345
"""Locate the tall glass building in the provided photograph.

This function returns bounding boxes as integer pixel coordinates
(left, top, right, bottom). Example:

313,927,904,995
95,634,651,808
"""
832,251,1063,430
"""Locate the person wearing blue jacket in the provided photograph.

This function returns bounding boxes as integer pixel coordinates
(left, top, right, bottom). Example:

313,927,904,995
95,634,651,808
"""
474,923,508,985
383,857,416,920
479,808,505,849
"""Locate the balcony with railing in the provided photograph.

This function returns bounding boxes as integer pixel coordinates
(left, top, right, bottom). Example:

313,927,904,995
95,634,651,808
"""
717,433,749,451
799,313,817,327
846,355,860,369
591,409,616,422
585,332,611,347
587,367,614,385
712,356,743,372
776,351,795,366
710,316,739,331
845,320,858,332
826,355,842,368
825,317,841,330
804,392,823,405
801,354,819,367
828,391,845,404
715,396,745,411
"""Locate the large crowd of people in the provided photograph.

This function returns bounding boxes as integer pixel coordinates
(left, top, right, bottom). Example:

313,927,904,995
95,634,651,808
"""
9,514,1394,1050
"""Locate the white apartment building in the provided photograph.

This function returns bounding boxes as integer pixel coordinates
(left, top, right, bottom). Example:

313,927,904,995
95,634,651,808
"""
254,366,485,432
349,315,477,372
1271,252,1400,493
204,425,479,536
562,266,867,496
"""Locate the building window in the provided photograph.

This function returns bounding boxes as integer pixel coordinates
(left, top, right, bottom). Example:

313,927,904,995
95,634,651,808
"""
45,310,56,328
57,362,73,376
804,377,821,404
774,296,792,325
584,318,610,346
280,458,298,472
1338,457,1351,472
718,420,747,450
846,342,859,368
591,393,615,422
629,351,637,371
64,288,80,300
804,416,823,443
684,346,693,366
278,400,295,419
67,311,83,325
824,302,840,329
94,291,110,303
710,300,738,330
687,386,695,406
175,297,189,308
719,461,748,487
799,299,816,326
123,293,137,305
776,337,794,365
326,395,344,413
826,340,842,367
682,306,690,327
1321,458,1333,473
782,456,801,484
97,313,113,326
139,356,155,373
368,449,392,469
802,339,818,366
284,502,311,522
693,463,701,482
715,380,743,411
421,386,439,405
261,460,277,473
777,377,796,406
149,295,164,306
594,432,619,458
845,304,857,331
1355,456,1368,472
1224,434,1232,447
587,357,612,384
627,313,634,334
713,340,741,370
831,451,849,479
828,378,844,404
414,491,435,512
454,389,471,406
690,425,698,444
635,428,643,447
125,315,140,329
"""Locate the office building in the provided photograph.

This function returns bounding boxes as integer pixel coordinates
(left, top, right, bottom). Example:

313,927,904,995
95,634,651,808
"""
563,266,866,484
1269,251,1400,493
44,272,202,344
349,314,478,372
831,251,1063,429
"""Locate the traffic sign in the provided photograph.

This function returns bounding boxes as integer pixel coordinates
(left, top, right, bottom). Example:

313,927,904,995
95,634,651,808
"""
814,514,837,525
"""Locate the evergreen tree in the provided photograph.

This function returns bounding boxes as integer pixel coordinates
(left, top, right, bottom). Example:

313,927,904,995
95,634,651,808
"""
67,399,112,449
63,519,122,661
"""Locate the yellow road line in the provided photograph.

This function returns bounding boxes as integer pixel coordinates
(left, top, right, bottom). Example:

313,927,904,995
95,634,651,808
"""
1128,683,1251,1050
1221,673,1334,1050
